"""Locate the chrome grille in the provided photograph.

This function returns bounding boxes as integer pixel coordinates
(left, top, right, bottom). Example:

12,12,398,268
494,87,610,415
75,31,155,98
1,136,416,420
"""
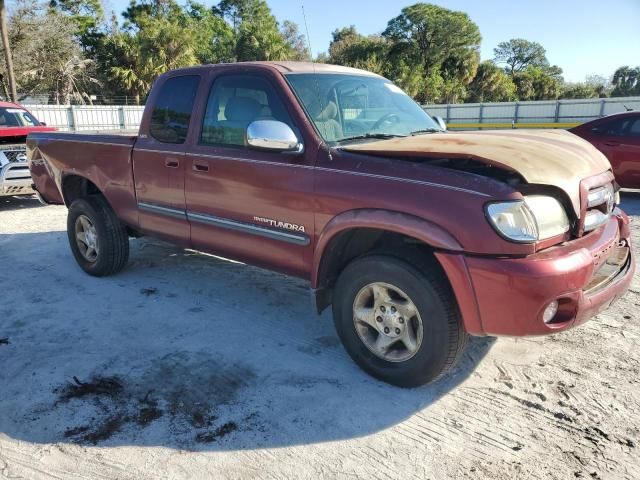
584,183,615,233
1,148,27,163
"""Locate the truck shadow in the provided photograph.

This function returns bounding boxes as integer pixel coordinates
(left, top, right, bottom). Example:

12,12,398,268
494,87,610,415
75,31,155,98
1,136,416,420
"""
0,230,494,451
0,194,41,211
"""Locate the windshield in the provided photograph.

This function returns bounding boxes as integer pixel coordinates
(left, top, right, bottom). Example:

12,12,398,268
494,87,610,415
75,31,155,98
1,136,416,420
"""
0,107,40,128
286,73,441,144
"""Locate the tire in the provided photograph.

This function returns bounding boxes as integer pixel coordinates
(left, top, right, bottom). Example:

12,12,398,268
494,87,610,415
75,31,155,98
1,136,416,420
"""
332,253,467,388
67,196,129,276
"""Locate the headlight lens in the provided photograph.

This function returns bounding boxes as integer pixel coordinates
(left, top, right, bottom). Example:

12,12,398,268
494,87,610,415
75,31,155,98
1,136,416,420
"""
486,196,570,243
524,195,570,240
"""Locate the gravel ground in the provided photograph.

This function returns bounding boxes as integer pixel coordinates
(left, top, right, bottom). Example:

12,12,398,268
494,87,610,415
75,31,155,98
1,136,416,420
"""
0,193,639,480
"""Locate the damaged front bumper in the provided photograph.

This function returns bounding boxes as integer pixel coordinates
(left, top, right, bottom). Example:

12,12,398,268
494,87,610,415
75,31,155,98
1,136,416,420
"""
437,209,635,336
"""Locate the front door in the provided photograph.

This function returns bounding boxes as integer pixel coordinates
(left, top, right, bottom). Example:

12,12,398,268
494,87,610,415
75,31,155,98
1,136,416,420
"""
184,72,315,277
133,75,201,245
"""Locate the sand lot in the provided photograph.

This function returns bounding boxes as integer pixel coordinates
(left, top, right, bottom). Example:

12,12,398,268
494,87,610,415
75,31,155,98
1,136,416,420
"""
1,193,639,480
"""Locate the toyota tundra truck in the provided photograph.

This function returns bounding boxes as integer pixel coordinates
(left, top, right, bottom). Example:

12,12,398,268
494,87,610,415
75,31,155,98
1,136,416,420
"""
27,62,634,387
0,102,56,196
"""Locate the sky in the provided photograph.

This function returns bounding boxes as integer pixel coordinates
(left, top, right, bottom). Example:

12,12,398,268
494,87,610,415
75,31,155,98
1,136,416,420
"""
101,0,640,83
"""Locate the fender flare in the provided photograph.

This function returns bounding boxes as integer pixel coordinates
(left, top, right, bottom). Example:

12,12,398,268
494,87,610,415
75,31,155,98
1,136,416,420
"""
311,208,463,288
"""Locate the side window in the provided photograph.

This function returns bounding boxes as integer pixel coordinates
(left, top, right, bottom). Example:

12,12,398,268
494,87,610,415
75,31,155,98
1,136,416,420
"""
628,118,640,138
149,75,200,144
600,118,631,137
201,75,293,147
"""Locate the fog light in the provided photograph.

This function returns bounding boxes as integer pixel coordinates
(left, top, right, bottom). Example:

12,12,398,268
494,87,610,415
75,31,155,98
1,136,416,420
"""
543,300,559,324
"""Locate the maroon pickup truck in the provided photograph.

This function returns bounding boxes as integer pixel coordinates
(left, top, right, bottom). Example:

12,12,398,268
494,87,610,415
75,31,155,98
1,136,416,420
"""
27,62,634,387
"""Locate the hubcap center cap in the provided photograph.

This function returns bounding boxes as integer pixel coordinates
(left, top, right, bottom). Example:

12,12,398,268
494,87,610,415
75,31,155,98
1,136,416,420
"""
379,304,404,337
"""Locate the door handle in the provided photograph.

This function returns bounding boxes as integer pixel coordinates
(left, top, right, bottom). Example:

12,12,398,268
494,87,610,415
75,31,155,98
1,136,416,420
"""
193,161,209,172
604,142,619,147
165,158,179,168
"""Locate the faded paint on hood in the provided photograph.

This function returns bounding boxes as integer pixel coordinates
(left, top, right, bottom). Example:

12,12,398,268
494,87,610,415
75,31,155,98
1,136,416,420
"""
343,129,611,216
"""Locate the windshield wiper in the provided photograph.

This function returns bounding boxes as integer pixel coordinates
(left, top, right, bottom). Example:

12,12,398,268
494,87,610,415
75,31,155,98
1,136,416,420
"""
410,128,443,135
337,133,406,144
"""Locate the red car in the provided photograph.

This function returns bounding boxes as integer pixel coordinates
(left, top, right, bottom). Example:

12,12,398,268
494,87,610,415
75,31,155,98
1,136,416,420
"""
570,111,640,189
0,102,56,196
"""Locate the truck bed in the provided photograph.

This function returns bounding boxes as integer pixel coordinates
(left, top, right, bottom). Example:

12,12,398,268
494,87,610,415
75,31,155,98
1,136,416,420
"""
27,131,140,227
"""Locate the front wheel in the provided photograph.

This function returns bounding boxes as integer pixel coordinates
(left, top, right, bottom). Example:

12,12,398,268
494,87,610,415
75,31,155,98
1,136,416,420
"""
67,197,129,276
332,254,467,387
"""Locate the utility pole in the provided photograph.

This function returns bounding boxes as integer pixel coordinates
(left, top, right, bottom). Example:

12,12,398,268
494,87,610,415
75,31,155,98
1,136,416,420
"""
0,0,17,102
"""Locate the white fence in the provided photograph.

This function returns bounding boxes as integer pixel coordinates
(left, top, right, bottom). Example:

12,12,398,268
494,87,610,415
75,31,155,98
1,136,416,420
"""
422,96,640,129
24,96,640,132
27,105,145,132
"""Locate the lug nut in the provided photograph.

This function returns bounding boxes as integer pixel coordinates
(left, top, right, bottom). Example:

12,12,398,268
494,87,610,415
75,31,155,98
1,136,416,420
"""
390,306,396,313
398,317,404,324
395,328,401,334
384,327,390,334
376,316,382,322
380,306,386,313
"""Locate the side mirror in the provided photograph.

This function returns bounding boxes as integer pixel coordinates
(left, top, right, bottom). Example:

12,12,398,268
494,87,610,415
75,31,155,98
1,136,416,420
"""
40,121,47,126
433,116,447,131
246,120,303,153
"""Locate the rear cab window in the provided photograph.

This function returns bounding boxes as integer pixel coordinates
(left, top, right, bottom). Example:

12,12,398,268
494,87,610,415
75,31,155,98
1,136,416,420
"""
149,75,200,144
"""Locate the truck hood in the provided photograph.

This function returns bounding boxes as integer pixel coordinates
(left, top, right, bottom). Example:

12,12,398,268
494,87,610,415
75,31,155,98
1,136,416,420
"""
343,129,611,216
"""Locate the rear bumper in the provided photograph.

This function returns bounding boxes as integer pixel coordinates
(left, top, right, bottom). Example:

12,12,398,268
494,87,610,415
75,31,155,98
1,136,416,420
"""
437,209,635,336
0,162,34,196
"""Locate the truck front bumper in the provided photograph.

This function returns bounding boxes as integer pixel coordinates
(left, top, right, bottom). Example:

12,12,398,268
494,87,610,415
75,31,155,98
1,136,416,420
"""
436,209,635,336
0,162,35,196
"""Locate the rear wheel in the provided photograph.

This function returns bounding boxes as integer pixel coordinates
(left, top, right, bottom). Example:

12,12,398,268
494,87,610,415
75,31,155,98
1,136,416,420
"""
332,253,467,387
67,197,129,276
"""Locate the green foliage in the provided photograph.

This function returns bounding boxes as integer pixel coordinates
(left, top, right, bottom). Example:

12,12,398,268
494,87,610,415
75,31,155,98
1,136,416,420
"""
219,0,291,61
281,20,311,61
48,0,104,51
493,38,548,76
3,0,637,104
2,0,95,103
383,3,481,103
611,66,640,97
466,61,516,102
513,66,563,100
327,4,482,103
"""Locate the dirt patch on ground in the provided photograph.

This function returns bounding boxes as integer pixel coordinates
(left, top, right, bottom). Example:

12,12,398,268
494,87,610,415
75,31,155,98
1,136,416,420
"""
48,354,257,446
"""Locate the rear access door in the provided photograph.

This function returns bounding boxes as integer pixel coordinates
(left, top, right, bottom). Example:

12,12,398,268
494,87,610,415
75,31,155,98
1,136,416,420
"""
133,74,201,245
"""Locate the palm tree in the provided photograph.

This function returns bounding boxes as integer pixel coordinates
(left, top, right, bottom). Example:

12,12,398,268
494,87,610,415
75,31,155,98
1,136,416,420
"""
0,0,17,101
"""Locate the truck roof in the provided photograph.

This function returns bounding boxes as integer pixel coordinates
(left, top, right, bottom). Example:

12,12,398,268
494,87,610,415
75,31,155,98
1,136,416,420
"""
165,61,382,78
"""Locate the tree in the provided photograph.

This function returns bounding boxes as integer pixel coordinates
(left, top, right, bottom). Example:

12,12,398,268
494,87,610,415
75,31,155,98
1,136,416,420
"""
382,3,481,103
611,66,640,97
281,20,310,61
513,66,562,100
219,0,291,61
493,38,548,76
103,1,199,104
184,1,235,64
0,0,16,101
466,61,516,102
560,83,599,100
49,0,104,50
328,26,389,75
1,0,94,103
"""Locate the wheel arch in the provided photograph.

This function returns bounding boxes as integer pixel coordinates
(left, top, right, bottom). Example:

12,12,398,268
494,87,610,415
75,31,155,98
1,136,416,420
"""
311,209,463,313
61,174,105,206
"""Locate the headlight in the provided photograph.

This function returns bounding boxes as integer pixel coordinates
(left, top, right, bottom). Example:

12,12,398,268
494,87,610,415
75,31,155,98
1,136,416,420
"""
486,196,570,243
